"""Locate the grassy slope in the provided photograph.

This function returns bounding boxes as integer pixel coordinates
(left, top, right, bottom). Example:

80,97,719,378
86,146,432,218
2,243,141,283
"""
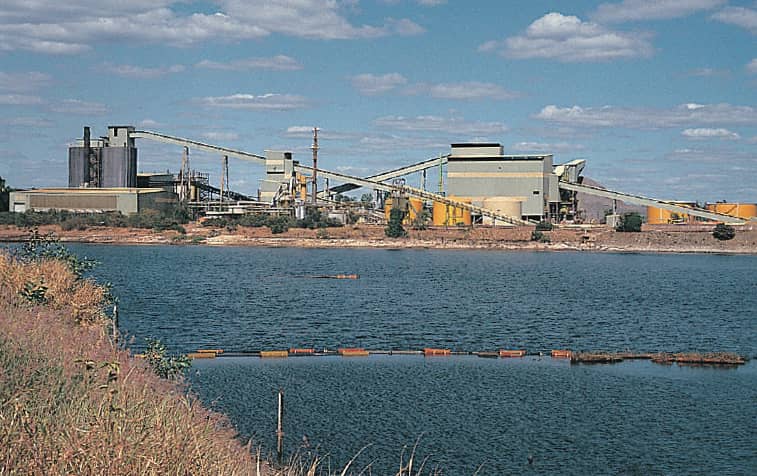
0,253,265,475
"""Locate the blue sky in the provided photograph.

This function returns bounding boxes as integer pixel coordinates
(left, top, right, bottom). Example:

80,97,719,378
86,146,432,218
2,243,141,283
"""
1,0,755,202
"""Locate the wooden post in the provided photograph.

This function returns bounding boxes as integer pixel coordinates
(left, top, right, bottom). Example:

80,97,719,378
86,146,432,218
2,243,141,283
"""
276,388,284,464
112,304,118,343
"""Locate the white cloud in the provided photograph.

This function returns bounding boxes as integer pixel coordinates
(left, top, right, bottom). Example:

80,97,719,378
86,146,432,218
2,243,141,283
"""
201,131,239,141
138,119,162,129
49,99,107,115
0,117,54,127
535,103,757,128
374,115,508,135
0,72,52,92
196,55,302,72
681,128,740,140
0,8,268,54
384,18,426,36
512,141,586,153
747,59,757,74
0,94,44,105
357,134,448,152
381,0,446,5
592,0,725,23
350,73,407,95
407,81,519,100
479,12,654,62
351,75,518,100
665,147,756,163
712,7,757,34
199,93,310,111
217,0,424,40
0,1,423,54
686,67,730,77
101,63,185,78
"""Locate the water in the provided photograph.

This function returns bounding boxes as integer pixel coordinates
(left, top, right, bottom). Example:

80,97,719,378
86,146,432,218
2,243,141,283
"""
74,245,756,474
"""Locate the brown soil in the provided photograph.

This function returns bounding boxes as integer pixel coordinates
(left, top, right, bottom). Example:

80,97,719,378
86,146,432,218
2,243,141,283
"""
1,222,756,254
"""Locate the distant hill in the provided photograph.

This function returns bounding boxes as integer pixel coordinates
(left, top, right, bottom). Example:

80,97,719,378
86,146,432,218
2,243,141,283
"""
577,177,645,222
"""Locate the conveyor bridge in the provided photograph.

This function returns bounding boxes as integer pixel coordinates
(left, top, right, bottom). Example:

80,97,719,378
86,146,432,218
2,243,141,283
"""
559,181,745,224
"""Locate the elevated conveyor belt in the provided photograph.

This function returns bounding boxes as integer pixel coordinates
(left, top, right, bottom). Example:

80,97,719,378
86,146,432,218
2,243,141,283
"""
327,155,449,195
131,131,266,163
194,181,254,202
559,181,745,224
298,165,530,226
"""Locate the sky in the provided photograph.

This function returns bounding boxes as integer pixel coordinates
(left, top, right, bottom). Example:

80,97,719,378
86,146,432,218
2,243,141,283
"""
0,0,756,202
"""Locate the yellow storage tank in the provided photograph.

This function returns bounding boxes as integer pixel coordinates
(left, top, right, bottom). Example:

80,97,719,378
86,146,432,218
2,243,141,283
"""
706,203,757,220
482,197,523,225
433,196,472,226
384,198,393,222
646,202,695,225
385,198,423,224
407,198,423,222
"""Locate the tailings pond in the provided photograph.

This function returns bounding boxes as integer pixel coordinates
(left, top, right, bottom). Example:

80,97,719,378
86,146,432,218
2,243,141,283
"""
75,245,756,475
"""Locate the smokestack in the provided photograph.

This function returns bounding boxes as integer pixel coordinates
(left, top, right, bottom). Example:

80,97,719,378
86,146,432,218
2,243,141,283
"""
83,126,91,151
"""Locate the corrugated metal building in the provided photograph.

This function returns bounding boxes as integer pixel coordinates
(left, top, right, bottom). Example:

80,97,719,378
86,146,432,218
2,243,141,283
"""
259,150,294,203
68,126,137,188
8,188,173,215
446,143,560,221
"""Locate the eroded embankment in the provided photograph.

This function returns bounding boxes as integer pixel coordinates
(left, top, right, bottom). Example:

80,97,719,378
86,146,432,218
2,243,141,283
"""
0,252,265,475
2,223,756,254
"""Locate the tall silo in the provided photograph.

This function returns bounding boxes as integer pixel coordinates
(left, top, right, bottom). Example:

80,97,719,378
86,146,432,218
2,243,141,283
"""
101,147,138,188
68,147,89,187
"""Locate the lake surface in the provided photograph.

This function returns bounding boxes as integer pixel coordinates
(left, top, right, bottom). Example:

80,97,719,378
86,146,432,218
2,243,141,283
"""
74,245,756,474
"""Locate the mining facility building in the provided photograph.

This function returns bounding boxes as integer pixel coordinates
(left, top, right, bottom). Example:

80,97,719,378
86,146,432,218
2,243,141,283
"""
8,125,754,225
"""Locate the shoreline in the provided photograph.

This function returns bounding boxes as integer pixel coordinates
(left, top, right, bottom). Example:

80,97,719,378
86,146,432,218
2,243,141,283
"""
2,223,757,255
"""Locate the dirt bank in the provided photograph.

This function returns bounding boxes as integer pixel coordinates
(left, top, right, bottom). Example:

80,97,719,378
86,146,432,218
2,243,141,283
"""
1,223,756,254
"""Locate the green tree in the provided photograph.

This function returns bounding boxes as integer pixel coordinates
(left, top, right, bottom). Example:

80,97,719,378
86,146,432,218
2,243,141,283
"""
535,220,553,231
616,212,642,232
267,216,291,234
385,208,407,238
360,193,374,209
144,339,191,379
712,223,736,241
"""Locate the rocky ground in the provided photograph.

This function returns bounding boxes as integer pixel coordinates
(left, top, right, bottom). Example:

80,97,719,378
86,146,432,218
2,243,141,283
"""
2,222,756,254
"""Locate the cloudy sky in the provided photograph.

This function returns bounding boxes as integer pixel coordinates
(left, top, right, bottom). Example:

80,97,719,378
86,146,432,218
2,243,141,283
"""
1,0,756,202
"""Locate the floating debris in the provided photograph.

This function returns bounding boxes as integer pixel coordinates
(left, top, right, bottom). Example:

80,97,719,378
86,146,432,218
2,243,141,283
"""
651,352,745,366
570,352,623,364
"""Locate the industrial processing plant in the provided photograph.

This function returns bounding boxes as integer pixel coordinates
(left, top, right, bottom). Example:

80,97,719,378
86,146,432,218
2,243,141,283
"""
8,125,755,227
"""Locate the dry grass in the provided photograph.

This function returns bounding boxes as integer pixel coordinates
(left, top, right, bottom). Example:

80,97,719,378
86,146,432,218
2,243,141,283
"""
0,251,266,475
